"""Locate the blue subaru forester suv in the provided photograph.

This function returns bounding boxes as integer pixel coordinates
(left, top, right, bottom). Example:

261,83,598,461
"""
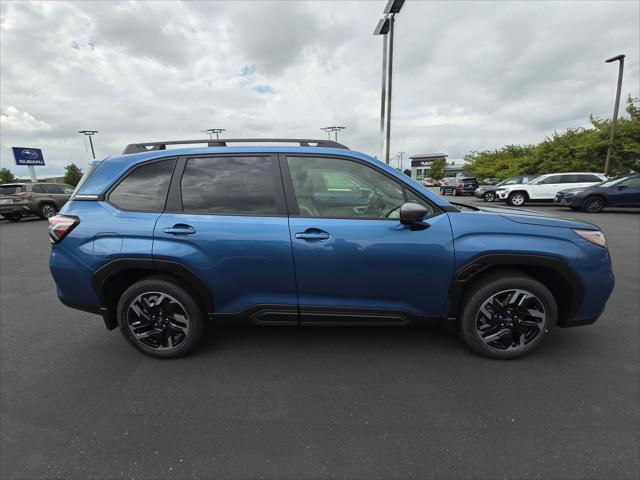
49,138,614,359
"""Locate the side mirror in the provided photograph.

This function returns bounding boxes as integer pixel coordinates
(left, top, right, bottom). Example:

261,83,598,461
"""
400,202,430,230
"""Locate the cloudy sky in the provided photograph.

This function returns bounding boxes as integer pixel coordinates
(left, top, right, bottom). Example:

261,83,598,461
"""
1,0,638,177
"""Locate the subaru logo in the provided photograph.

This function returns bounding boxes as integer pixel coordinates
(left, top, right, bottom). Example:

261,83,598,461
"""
22,149,39,160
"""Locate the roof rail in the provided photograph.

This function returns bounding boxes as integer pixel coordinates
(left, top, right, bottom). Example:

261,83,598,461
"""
122,138,349,154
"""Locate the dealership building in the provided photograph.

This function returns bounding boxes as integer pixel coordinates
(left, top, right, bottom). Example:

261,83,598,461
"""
409,153,467,180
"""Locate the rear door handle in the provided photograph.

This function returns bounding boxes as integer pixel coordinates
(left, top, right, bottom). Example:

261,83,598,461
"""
295,229,330,240
164,224,196,235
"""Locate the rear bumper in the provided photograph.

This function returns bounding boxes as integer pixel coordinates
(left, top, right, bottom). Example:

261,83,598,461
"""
0,204,34,216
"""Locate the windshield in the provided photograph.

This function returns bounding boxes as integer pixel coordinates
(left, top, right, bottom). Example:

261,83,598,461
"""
0,185,24,195
596,176,630,188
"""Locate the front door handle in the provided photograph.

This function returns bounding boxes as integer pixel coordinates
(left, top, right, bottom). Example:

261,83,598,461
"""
164,224,196,235
295,229,330,241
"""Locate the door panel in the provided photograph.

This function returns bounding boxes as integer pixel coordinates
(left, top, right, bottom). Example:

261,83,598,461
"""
154,154,297,316
154,214,298,314
283,154,455,319
289,214,454,317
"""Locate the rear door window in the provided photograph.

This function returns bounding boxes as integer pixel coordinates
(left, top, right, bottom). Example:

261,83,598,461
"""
109,158,176,212
180,156,279,215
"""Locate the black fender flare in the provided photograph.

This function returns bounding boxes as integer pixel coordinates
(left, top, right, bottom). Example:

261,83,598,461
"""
447,253,583,323
92,258,215,314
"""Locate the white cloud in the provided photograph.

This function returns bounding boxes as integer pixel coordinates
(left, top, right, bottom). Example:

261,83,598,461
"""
0,0,638,177
0,106,53,133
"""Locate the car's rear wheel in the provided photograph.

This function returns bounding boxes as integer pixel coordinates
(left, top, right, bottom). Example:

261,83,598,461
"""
3,213,22,222
581,196,605,213
483,192,496,202
38,202,57,219
117,277,205,358
459,271,556,359
507,192,527,206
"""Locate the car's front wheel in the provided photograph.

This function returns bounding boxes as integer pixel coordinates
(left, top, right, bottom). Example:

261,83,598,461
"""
507,192,527,206
117,276,205,358
483,192,496,202
459,271,556,359
581,196,605,213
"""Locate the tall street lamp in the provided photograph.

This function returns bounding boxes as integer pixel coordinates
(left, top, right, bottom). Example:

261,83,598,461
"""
321,126,346,142
604,54,625,176
397,151,405,170
204,128,226,140
78,130,98,159
373,0,405,164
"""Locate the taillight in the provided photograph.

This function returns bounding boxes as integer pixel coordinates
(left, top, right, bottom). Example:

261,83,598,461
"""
48,215,79,243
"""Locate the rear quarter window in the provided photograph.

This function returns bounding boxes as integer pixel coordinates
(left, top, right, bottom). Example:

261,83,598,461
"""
108,158,176,212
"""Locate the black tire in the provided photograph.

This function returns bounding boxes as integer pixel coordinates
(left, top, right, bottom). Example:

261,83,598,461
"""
3,213,22,222
507,192,527,207
117,276,205,358
458,270,557,359
483,192,496,202
581,196,605,213
38,202,57,219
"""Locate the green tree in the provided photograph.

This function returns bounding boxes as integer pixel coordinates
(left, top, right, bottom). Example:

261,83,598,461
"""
63,163,83,187
0,168,17,183
428,158,446,180
464,96,640,179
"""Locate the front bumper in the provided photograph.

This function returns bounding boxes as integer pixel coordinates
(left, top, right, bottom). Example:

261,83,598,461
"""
554,193,580,206
496,190,509,200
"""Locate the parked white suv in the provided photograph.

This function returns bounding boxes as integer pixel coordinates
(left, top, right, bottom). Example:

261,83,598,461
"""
496,172,607,206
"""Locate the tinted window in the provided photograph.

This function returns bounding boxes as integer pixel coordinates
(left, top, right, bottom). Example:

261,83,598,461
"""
577,174,603,182
0,185,23,194
539,175,562,184
560,174,578,183
181,156,278,215
109,159,176,211
287,156,434,219
32,184,48,193
620,176,640,188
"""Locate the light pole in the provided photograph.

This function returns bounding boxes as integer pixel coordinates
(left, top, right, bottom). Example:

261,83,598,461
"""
78,130,98,159
204,128,226,140
397,151,404,170
321,126,346,142
604,54,625,176
373,0,405,164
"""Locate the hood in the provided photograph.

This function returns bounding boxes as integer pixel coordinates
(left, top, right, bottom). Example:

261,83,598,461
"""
495,183,526,190
558,186,592,195
468,204,599,230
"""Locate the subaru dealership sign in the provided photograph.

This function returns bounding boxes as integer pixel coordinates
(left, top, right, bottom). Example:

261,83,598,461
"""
12,147,45,166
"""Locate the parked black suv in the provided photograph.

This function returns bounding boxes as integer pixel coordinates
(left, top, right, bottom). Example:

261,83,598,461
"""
440,177,478,196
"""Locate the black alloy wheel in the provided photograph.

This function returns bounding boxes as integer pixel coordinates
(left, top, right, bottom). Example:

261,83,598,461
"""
39,202,57,219
117,277,204,358
459,271,556,359
474,289,546,352
483,192,496,202
581,196,605,213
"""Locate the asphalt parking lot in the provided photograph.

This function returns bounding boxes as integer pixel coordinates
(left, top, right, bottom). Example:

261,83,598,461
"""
1,195,639,479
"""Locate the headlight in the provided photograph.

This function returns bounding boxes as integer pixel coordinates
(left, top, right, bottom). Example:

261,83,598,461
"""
574,229,606,248
496,188,505,192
